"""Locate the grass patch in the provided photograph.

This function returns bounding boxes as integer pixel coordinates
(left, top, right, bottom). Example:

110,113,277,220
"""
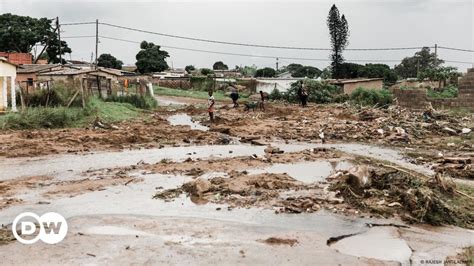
427,85,458,99
0,97,142,130
350,87,393,107
154,86,239,101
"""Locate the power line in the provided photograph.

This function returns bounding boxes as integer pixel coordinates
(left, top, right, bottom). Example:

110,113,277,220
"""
62,35,95,39
61,21,474,54
438,46,474,53
98,22,430,51
60,22,96,26
60,34,473,65
98,35,399,63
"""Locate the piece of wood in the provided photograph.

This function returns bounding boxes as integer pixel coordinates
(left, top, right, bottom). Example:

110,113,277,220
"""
455,189,474,200
66,89,80,108
45,81,50,107
79,78,85,108
17,82,26,111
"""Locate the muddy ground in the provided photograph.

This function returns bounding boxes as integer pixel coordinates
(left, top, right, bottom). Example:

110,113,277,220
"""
0,96,473,265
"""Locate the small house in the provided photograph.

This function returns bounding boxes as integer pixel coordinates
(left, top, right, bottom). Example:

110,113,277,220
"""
330,78,384,94
0,57,18,111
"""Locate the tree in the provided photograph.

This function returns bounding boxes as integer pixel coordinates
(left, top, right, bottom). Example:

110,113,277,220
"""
97,53,123,69
338,62,364,79
45,34,71,64
185,65,196,74
0,13,71,63
213,61,228,70
286,63,304,73
255,67,276,77
291,66,321,78
417,66,460,88
327,5,349,79
395,47,444,79
200,68,213,75
135,41,169,74
239,65,258,77
359,64,398,86
320,67,332,79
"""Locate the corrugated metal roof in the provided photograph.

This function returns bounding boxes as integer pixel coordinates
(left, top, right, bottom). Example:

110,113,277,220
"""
17,64,60,74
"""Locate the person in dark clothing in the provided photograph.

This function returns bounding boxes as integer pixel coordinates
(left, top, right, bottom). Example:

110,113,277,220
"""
230,87,239,108
297,80,304,106
301,89,308,107
301,85,308,107
259,90,265,111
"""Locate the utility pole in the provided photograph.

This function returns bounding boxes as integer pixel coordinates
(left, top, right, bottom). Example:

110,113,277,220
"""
95,19,99,69
276,58,279,72
56,17,62,65
434,43,438,68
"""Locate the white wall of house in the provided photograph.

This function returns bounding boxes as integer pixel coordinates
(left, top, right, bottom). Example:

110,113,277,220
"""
0,59,17,111
256,78,303,94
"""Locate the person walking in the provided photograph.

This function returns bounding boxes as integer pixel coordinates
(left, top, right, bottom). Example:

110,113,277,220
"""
259,90,266,111
230,87,239,108
297,80,304,107
208,90,215,123
301,84,308,107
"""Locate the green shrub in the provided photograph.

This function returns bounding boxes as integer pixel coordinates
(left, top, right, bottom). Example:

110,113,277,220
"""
427,85,458,99
350,87,393,107
104,94,157,109
269,88,283,101
0,107,85,129
281,80,343,103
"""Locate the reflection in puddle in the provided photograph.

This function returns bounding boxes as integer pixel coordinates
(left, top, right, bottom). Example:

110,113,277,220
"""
167,114,208,131
247,160,353,183
331,227,412,263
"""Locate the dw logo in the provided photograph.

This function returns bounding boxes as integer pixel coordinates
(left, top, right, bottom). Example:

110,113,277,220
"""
12,212,68,244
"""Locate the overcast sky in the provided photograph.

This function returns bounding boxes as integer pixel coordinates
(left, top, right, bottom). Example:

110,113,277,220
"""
1,0,473,71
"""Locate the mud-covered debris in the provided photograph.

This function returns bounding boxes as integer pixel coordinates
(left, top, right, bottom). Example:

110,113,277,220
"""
0,228,15,245
153,188,183,201
91,117,119,130
434,157,473,179
345,165,371,189
210,127,231,134
443,127,457,135
330,167,474,228
260,237,299,246
264,145,284,154
182,178,212,196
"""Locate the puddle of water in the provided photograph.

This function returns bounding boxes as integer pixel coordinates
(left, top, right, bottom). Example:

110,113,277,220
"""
84,225,154,236
0,142,432,183
0,145,266,181
331,227,412,263
167,114,208,131
248,160,353,183
155,97,185,106
275,142,434,176
0,172,371,237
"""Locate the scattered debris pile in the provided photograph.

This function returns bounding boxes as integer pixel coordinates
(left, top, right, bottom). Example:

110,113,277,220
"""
0,228,14,245
434,157,473,179
330,166,474,228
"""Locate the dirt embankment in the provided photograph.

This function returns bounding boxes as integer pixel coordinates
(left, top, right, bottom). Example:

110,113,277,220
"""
0,112,222,158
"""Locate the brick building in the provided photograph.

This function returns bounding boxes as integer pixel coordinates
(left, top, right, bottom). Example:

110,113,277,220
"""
0,52,33,65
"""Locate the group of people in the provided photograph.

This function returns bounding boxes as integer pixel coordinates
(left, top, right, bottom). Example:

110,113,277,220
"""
207,81,308,122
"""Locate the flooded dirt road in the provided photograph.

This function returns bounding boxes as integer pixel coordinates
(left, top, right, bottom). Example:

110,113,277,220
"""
1,141,472,265
0,101,472,264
